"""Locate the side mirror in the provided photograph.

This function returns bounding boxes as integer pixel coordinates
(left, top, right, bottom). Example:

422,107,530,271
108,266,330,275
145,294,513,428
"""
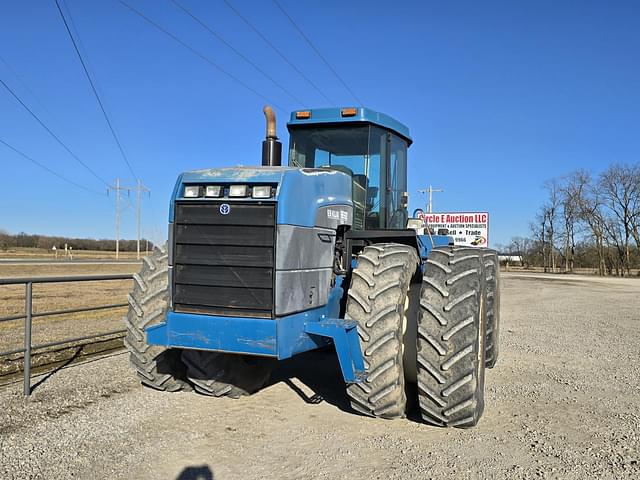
366,187,379,205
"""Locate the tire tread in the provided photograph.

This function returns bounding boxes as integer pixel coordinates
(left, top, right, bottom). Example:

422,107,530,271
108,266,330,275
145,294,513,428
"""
345,243,418,419
417,246,487,427
125,246,186,392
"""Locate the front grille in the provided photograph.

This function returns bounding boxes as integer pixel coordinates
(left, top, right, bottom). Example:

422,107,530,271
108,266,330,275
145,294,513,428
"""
172,202,275,318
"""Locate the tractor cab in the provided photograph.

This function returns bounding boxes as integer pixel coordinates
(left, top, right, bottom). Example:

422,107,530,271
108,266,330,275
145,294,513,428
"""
287,107,411,230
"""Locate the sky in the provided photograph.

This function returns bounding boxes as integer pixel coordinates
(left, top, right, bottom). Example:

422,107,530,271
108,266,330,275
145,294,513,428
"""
1,0,639,247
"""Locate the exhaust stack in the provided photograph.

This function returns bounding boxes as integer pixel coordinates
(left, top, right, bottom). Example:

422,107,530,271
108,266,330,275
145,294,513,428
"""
262,106,282,167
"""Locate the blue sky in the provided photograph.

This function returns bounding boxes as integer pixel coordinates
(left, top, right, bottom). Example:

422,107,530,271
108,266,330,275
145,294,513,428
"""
1,0,639,247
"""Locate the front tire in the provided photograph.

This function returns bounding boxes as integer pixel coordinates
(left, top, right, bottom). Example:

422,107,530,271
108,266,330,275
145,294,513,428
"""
417,246,487,427
124,247,187,391
345,243,419,419
182,350,275,398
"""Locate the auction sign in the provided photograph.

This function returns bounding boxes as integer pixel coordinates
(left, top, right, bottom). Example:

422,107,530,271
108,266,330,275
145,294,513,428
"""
420,212,489,247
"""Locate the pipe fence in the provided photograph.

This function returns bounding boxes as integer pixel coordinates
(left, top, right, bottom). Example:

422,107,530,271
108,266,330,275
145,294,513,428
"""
0,274,133,396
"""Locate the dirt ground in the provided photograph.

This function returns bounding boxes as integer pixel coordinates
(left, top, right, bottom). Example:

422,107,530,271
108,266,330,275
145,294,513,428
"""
1,272,639,479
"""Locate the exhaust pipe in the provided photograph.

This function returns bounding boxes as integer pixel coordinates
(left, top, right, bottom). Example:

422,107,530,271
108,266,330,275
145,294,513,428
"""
262,106,282,167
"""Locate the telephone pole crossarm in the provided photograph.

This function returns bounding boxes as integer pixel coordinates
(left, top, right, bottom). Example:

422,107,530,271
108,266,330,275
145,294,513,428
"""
418,185,444,213
107,179,132,260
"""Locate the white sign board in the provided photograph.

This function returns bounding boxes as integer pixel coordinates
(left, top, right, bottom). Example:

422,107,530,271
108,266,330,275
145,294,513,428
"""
420,212,489,247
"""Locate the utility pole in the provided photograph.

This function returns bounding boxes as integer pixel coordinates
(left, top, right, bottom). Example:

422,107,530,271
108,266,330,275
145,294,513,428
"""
135,179,151,260
418,185,444,213
107,179,131,260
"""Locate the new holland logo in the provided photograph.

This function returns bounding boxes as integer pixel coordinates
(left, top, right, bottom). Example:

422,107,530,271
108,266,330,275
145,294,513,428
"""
219,203,231,215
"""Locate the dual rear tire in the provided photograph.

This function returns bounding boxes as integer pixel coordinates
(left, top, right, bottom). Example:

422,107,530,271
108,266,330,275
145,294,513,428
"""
345,244,419,418
347,243,497,427
481,249,501,368
417,246,487,427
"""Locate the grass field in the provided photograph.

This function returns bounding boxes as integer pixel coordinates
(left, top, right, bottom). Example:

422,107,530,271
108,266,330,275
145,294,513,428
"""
0,247,144,260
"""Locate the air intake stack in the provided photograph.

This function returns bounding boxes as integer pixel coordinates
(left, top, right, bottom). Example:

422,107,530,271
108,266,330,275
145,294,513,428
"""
261,105,282,167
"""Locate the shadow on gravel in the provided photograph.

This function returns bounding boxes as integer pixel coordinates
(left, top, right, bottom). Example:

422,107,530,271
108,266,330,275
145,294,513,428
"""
267,347,424,422
29,347,83,393
267,347,351,412
176,465,213,480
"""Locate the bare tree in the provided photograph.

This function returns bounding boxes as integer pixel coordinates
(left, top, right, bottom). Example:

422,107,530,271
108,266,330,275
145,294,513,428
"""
566,170,607,275
543,180,562,272
598,164,640,275
509,236,533,267
559,175,582,272
525,164,639,275
626,165,640,249
531,208,548,272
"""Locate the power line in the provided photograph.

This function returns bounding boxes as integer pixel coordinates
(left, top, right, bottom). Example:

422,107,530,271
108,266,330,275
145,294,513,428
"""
222,0,334,105
118,0,287,112
0,55,49,113
0,77,109,186
54,0,138,181
0,138,104,196
134,179,150,259
171,0,307,107
271,0,364,106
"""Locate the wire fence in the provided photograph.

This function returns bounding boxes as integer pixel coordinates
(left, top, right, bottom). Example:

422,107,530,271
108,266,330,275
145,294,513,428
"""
0,274,133,396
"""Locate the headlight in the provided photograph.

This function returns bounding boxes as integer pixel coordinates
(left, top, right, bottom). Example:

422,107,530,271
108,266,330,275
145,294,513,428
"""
229,185,249,197
205,185,222,197
252,186,272,199
184,185,202,198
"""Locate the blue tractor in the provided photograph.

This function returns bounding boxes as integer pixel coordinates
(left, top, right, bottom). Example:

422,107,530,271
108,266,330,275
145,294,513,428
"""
125,106,501,427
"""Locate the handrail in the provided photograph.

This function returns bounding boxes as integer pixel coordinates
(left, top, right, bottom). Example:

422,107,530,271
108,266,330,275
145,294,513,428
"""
0,273,133,396
0,273,132,285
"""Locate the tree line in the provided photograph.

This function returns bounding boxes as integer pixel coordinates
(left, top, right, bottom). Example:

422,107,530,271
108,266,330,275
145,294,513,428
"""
0,230,155,253
498,163,640,276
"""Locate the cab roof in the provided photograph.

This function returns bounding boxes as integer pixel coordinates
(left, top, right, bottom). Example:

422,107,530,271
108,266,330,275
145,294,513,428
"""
287,107,412,145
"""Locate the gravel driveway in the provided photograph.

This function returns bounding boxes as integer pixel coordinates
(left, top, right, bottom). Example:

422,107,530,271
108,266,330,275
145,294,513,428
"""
1,272,639,479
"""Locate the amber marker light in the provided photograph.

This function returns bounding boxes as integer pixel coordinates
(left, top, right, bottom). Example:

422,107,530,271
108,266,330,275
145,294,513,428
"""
295,110,312,119
341,107,357,117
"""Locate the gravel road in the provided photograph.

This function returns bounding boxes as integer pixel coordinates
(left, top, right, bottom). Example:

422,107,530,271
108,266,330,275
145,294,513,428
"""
1,273,639,479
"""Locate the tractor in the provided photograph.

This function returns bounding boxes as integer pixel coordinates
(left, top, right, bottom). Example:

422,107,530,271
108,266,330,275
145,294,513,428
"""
125,106,501,427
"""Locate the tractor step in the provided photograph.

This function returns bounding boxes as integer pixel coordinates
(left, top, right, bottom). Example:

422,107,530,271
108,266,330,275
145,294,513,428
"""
304,317,366,384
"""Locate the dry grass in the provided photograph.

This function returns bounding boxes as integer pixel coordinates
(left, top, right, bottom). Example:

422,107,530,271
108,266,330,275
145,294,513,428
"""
0,263,140,353
1,247,143,260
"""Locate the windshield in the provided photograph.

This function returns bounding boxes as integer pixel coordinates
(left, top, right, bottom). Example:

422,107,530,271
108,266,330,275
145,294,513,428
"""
288,125,408,230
